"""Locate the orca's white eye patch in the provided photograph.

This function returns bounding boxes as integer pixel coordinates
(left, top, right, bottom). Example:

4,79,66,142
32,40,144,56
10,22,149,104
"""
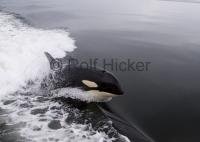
82,80,98,88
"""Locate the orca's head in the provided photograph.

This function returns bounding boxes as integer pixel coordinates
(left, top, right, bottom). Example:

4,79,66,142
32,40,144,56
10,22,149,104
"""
45,52,124,102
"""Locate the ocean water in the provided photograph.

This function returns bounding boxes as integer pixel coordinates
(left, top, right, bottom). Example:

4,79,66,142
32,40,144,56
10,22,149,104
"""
0,11,130,142
1,0,200,142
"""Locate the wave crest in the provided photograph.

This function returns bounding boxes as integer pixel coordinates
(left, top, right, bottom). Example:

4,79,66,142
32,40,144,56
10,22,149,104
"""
0,12,76,96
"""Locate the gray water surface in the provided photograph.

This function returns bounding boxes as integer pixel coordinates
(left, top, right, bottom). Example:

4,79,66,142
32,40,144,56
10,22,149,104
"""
1,0,200,142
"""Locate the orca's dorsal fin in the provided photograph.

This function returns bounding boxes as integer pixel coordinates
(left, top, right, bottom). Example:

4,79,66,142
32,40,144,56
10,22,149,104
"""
44,52,62,71
44,52,55,64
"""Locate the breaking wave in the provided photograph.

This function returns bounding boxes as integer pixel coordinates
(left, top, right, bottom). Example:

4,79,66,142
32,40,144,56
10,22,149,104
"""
0,11,130,142
0,11,76,96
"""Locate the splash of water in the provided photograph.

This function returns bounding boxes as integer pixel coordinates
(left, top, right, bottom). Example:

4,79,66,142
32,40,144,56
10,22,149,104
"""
0,11,76,96
0,11,130,142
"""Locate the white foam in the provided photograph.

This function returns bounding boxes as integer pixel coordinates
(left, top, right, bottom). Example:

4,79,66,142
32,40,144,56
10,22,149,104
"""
0,11,130,142
0,12,76,96
1,88,115,142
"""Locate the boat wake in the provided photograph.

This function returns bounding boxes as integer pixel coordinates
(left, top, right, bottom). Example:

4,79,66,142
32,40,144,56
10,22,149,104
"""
0,11,130,142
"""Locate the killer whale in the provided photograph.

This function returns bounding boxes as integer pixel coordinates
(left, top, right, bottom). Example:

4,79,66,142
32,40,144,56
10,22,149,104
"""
43,52,124,102
43,52,155,142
